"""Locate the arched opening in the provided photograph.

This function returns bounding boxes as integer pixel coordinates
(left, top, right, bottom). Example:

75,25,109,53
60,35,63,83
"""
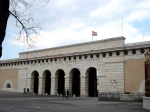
6,83,11,88
56,69,65,95
71,68,80,96
44,70,51,95
86,67,97,97
31,71,39,94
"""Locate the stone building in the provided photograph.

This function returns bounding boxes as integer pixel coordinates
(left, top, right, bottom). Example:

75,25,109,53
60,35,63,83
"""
0,36,149,97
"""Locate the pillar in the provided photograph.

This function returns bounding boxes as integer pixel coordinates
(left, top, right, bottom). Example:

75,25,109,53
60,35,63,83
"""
80,76,88,97
51,76,56,95
38,77,44,95
65,76,69,90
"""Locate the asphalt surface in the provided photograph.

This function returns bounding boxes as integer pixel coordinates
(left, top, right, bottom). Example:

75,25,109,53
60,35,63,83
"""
0,91,149,112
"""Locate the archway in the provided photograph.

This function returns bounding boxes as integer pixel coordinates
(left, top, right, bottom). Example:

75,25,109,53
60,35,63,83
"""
43,70,51,95
70,68,80,96
31,71,39,94
56,69,65,95
6,83,11,88
86,67,97,97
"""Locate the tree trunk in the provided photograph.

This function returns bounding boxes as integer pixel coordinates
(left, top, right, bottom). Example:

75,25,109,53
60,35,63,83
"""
0,0,9,57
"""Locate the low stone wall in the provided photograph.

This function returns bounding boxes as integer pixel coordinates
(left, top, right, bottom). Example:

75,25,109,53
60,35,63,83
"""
98,92,144,102
143,96,150,110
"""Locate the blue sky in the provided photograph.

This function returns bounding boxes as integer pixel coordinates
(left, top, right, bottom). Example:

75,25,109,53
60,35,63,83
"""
1,0,150,60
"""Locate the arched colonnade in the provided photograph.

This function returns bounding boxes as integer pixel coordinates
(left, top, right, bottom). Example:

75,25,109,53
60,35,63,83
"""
29,67,98,97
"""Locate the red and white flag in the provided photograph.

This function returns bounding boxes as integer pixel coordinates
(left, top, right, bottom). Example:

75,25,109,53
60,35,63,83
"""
92,31,97,36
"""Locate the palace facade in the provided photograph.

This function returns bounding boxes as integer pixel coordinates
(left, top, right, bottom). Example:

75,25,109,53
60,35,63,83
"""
0,36,149,97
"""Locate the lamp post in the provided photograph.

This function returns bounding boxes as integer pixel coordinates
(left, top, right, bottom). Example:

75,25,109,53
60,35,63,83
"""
144,52,150,97
144,52,150,61
143,52,150,110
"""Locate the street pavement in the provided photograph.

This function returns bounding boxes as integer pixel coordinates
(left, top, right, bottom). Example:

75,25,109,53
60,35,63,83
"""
0,91,149,112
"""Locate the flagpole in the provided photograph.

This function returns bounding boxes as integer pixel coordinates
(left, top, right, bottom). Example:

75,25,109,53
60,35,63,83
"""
92,36,93,41
121,15,123,36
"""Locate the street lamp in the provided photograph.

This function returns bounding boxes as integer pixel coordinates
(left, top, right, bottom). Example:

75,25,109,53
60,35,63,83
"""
143,51,150,110
144,52,150,97
144,52,150,60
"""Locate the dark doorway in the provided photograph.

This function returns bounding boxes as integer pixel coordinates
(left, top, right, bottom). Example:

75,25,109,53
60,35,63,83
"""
33,71,39,94
58,70,65,95
145,62,150,97
45,71,51,95
88,68,97,97
72,69,80,96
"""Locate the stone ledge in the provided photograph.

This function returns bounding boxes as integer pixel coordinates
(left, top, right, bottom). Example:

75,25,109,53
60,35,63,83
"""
143,96,150,110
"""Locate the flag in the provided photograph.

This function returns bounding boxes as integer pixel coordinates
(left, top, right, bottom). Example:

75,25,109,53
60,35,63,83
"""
92,31,97,36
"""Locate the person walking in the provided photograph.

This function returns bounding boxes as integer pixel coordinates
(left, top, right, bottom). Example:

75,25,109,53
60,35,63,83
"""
62,89,66,98
66,89,69,98
23,88,26,94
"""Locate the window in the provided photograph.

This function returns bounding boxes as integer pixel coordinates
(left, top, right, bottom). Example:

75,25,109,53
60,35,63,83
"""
109,52,113,57
96,54,99,58
116,51,120,56
6,84,11,88
79,55,82,59
74,56,76,60
64,57,66,61
69,57,71,60
84,55,87,59
102,53,106,57
90,54,93,58
124,50,128,55
132,49,136,54
140,49,145,54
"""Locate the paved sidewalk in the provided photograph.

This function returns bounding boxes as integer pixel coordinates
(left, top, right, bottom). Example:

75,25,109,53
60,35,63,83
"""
0,91,149,112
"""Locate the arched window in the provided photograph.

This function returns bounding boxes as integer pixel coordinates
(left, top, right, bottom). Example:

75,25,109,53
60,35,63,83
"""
6,83,11,88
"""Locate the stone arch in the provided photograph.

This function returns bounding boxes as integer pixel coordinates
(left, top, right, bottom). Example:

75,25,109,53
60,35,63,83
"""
4,80,13,89
85,67,98,97
42,70,51,95
31,70,39,94
55,69,65,95
69,68,81,96
6,83,11,88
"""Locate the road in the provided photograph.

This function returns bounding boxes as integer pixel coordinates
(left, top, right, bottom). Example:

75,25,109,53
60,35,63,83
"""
0,91,149,112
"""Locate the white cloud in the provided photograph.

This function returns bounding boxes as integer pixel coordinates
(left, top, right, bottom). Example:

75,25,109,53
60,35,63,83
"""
7,0,150,53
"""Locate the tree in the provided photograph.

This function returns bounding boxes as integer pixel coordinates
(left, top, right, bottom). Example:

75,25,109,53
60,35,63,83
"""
0,0,48,58
0,0,9,57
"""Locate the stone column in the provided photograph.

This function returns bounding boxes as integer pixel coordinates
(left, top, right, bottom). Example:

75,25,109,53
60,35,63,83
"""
38,77,44,95
65,76,69,90
80,76,88,97
69,76,72,96
51,76,56,95
26,77,32,93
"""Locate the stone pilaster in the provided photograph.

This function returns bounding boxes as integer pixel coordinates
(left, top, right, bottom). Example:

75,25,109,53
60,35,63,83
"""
51,76,56,95
26,77,32,93
65,76,69,90
80,76,87,97
38,77,44,95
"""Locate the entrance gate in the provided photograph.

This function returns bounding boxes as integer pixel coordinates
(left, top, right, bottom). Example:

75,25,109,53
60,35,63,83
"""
72,69,80,96
88,67,97,97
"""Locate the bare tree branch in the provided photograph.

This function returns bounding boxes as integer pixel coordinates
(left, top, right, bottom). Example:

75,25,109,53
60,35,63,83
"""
0,0,49,57
9,0,48,48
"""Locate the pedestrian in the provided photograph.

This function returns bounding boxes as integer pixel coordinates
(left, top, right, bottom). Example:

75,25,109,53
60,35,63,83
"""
23,88,26,94
66,89,69,98
27,88,29,93
62,89,66,98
